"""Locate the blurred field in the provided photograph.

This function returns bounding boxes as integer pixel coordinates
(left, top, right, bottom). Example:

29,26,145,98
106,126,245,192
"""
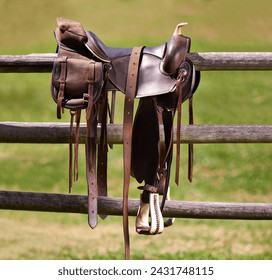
0,0,271,259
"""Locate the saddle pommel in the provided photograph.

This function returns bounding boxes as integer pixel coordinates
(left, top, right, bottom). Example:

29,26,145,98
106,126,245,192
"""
173,22,188,35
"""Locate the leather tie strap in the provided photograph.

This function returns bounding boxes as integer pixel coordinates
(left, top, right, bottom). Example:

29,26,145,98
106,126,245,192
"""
188,97,194,182
123,46,143,260
69,110,76,193
175,72,183,185
108,90,116,149
56,56,68,119
68,109,81,193
74,110,81,182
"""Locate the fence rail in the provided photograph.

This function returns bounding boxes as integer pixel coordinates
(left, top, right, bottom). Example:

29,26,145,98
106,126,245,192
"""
1,191,271,220
1,122,272,144
0,52,272,72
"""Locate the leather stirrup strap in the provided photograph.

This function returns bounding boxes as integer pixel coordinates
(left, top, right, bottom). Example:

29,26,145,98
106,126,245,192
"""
123,46,143,260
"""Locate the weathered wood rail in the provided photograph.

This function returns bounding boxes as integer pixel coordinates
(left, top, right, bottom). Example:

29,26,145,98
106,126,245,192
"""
1,191,271,220
0,52,272,219
1,122,272,144
0,52,272,72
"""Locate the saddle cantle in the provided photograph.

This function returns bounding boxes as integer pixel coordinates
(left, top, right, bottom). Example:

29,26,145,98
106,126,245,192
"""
50,18,200,259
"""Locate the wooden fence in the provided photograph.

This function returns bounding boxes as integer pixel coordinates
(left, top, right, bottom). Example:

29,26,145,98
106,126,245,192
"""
0,52,272,220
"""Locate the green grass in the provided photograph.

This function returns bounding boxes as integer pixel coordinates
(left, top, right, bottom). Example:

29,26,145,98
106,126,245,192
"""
0,0,272,260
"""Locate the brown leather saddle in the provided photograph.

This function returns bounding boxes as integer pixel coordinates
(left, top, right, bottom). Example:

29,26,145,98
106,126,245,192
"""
50,18,200,259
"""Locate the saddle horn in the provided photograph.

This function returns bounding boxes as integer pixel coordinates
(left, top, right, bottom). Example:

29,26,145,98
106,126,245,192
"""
173,22,188,35
160,22,190,75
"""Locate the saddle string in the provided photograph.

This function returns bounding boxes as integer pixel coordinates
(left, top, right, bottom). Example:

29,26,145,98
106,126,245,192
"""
69,110,76,193
109,90,116,124
157,106,174,172
175,71,184,185
156,106,174,207
74,110,81,182
68,109,82,193
188,97,194,182
107,90,116,149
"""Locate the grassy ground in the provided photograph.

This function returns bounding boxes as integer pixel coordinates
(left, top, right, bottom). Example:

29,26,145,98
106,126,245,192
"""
0,0,271,259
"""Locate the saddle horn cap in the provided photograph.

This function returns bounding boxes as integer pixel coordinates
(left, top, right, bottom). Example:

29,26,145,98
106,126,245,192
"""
174,22,188,35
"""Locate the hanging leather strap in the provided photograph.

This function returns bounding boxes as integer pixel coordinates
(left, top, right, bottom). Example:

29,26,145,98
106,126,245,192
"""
69,110,76,193
175,72,183,185
85,61,98,229
97,83,109,220
68,109,82,193
86,111,98,229
74,110,81,182
188,97,194,182
108,90,116,149
56,56,68,119
123,46,143,260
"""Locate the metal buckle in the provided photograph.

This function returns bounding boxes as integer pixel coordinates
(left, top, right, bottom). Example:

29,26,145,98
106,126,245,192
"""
83,93,89,104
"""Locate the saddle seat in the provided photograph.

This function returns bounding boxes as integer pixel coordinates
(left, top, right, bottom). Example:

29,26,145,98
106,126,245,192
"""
85,29,197,100
85,30,133,61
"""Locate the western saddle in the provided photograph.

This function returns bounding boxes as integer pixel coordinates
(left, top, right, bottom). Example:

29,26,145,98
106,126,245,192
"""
50,18,200,259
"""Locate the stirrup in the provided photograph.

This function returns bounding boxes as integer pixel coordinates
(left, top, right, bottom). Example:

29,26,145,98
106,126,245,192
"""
136,193,164,235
